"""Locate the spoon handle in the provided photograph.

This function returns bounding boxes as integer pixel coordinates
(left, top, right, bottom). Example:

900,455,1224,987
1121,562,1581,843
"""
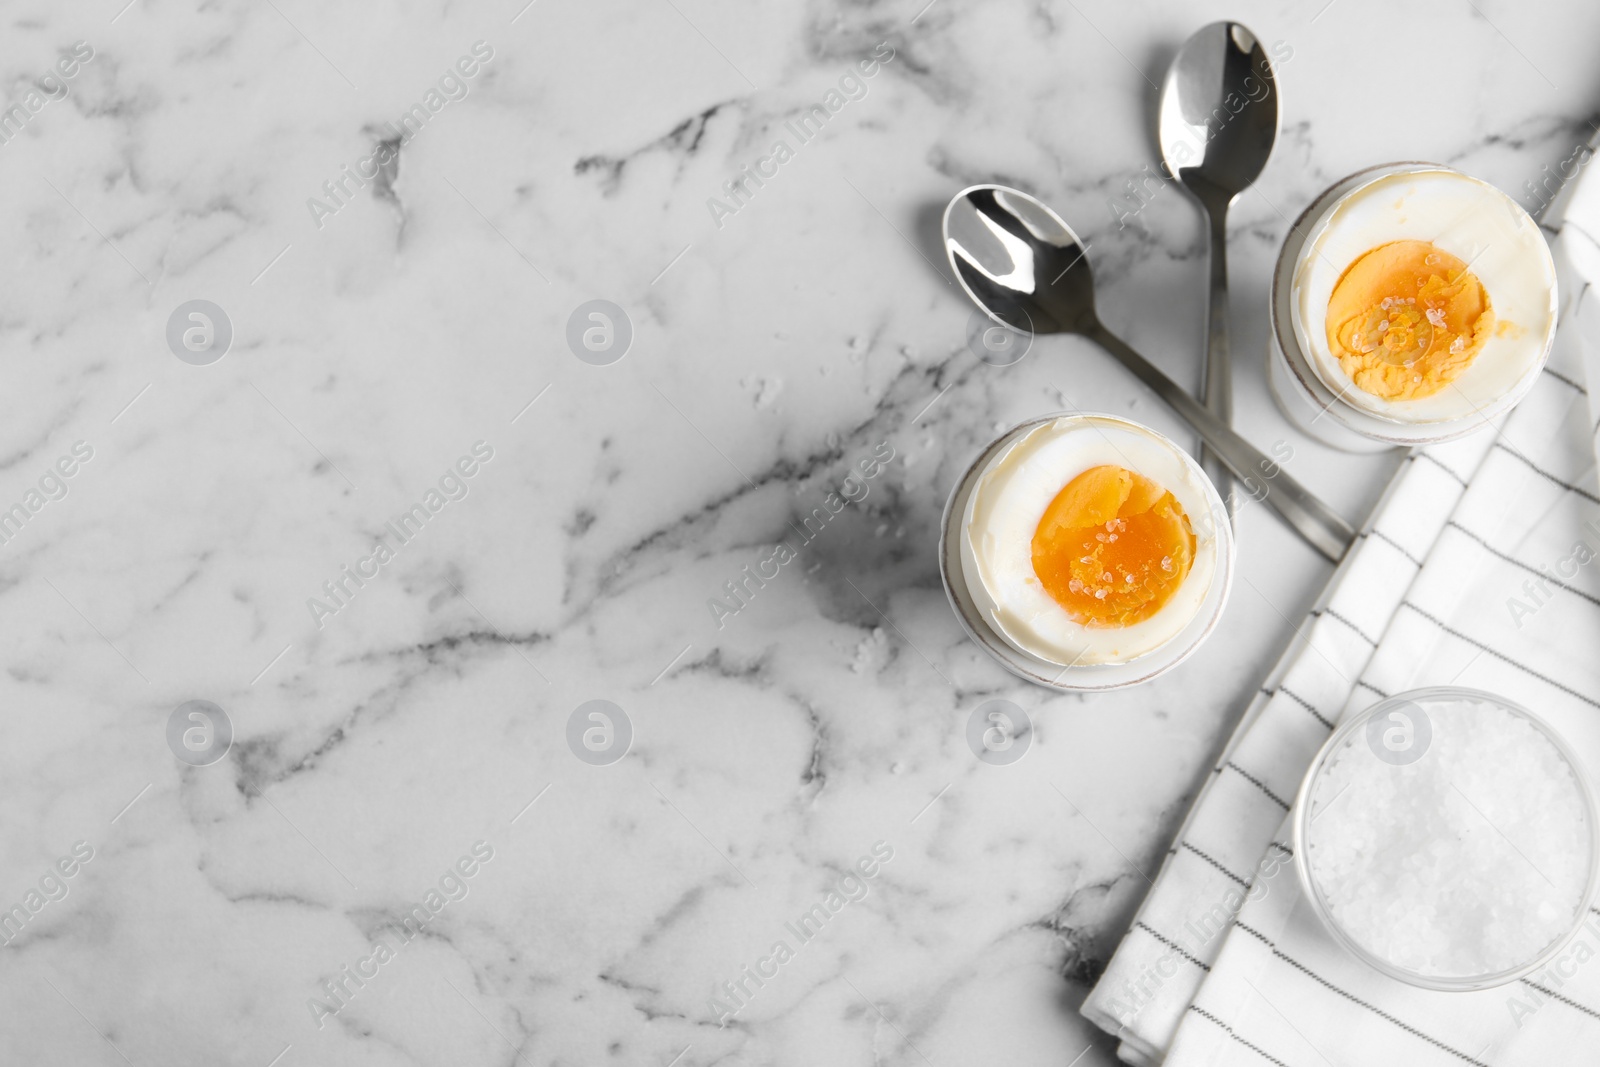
1201,202,1235,516
1087,324,1356,562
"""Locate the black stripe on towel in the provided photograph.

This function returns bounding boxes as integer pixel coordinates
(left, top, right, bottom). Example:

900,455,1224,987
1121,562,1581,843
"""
1415,450,1469,486
1399,602,1600,711
1492,442,1600,506
1446,520,1600,611
1134,921,1212,973
1314,607,1379,646
1225,762,1291,811
1275,686,1334,731
1180,842,1250,888
1233,922,1492,1067
1362,528,1424,567
1522,981,1600,1022
1188,1005,1297,1067
1543,366,1588,396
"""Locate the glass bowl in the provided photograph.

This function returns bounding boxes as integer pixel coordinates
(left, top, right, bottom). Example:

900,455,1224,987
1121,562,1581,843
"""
1268,162,1557,452
1293,686,1600,990
938,412,1234,691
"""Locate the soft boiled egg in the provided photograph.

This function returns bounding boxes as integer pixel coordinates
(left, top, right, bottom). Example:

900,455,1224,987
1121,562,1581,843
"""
959,415,1223,666
1293,168,1556,424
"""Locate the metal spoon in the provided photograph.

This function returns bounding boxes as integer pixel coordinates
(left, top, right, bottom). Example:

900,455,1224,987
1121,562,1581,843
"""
1159,22,1281,514
942,184,1354,562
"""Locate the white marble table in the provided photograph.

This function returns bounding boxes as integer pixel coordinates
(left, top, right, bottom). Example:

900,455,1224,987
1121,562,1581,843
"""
1,1,1594,1063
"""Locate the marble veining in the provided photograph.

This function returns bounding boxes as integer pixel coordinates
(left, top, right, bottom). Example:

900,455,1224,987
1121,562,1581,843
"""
1,0,1598,1064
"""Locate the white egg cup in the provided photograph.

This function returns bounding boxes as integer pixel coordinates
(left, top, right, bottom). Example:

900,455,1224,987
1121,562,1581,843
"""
1268,162,1557,453
939,413,1235,691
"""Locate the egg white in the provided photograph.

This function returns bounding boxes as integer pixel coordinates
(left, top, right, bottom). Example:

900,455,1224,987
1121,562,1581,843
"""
959,415,1221,666
1292,168,1557,424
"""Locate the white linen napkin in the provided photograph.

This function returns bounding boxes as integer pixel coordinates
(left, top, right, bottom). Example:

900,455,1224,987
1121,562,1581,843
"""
1082,159,1600,1065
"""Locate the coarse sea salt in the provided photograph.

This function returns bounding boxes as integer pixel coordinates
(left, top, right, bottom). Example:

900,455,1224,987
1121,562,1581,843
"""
1304,697,1592,980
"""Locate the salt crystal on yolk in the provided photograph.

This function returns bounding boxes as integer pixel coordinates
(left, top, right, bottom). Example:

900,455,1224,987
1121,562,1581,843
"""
1031,465,1195,626
1326,239,1494,400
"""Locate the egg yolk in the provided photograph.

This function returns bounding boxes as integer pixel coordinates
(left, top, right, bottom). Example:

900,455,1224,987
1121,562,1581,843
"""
1031,465,1196,627
1326,239,1494,400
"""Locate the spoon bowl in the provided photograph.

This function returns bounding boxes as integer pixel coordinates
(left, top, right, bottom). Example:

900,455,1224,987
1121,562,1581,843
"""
942,184,1095,336
1159,23,1279,204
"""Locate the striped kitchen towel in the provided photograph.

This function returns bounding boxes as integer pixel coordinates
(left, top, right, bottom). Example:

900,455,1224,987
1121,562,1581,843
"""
1078,424,1494,1064
1083,162,1600,1065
